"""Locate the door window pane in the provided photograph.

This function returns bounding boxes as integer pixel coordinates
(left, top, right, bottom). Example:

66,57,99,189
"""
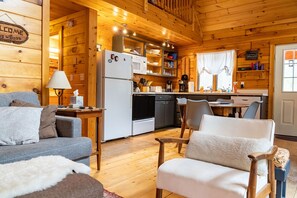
283,49,297,92
283,78,293,91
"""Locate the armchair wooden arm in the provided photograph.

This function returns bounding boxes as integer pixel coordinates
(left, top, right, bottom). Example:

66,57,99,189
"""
155,137,189,167
247,145,278,198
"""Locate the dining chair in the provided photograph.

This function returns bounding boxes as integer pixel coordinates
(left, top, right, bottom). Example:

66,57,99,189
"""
243,101,263,119
178,99,214,153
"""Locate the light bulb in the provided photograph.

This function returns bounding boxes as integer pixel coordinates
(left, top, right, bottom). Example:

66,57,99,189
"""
112,26,118,32
133,32,137,36
171,45,174,49
167,43,170,47
123,28,127,34
162,42,166,46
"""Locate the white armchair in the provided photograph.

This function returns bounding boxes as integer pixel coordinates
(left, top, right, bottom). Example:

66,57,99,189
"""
155,115,277,198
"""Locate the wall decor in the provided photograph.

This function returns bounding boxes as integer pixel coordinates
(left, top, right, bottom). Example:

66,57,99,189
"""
245,50,258,60
0,19,29,44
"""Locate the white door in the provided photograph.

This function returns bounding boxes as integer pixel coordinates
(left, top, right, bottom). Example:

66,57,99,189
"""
103,78,132,141
104,50,132,79
274,43,297,136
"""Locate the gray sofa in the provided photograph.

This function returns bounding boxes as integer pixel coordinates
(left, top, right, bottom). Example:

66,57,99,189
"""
0,92,92,166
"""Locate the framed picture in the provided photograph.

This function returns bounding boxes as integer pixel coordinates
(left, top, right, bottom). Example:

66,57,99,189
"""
245,50,258,60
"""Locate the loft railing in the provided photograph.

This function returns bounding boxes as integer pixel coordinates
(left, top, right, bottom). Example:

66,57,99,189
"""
148,0,193,24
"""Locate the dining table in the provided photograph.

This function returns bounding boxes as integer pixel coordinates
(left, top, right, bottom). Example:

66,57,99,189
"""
208,101,250,118
178,101,250,138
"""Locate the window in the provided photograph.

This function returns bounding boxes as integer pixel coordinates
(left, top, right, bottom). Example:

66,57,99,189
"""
283,50,297,92
197,50,235,91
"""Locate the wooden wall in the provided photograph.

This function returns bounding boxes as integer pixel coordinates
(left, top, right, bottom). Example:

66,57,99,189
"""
0,0,43,96
178,36,297,118
50,9,97,108
50,9,97,142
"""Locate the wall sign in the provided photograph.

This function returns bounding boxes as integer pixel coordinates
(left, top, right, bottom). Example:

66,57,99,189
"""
0,20,29,44
245,50,258,60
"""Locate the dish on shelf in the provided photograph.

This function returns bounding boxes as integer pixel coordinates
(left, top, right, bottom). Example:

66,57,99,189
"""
150,49,160,55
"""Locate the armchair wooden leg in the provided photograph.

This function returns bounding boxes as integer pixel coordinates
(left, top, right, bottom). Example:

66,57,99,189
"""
177,122,186,153
156,188,163,198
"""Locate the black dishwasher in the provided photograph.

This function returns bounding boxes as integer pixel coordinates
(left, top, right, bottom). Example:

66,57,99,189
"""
132,95,155,135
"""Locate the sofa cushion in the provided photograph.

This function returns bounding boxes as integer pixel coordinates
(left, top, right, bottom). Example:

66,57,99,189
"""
0,107,42,145
157,158,267,198
185,131,271,175
0,137,92,164
10,99,58,139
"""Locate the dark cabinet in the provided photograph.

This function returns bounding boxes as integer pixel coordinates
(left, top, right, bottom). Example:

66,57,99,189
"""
155,95,175,129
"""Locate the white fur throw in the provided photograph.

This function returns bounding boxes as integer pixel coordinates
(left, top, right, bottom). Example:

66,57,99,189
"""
0,155,90,198
0,107,42,145
185,131,271,175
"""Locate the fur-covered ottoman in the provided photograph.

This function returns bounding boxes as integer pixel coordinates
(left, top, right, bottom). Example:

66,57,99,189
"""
0,156,103,198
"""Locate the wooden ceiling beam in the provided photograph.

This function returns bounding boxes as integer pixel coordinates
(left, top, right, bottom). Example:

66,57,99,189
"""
68,0,203,44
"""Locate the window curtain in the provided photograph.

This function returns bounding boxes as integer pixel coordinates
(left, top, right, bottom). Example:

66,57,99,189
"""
197,50,235,75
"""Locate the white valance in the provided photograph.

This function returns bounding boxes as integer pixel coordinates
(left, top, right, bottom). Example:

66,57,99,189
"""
197,50,235,75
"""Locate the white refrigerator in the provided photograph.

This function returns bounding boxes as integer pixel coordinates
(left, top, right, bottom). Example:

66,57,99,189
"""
97,50,133,141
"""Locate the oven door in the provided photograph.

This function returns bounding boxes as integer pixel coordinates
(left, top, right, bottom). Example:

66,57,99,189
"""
132,95,155,120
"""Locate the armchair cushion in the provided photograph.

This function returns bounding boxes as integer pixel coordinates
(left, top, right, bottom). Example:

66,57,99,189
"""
185,131,271,175
157,158,267,198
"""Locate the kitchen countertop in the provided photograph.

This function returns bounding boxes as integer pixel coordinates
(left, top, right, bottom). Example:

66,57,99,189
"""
133,91,268,96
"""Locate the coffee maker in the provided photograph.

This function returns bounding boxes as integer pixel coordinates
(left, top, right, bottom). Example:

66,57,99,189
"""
179,74,188,92
166,80,173,92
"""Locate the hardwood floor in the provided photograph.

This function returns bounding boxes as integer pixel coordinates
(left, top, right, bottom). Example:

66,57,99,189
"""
90,128,297,198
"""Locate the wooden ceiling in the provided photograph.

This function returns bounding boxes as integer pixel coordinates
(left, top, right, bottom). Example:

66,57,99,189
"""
50,0,297,47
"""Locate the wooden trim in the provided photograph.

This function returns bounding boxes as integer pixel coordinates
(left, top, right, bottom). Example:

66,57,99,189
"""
86,8,97,107
41,0,49,105
268,44,275,119
144,0,148,12
58,27,64,70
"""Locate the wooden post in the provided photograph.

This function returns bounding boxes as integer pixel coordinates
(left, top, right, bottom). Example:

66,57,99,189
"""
144,0,148,12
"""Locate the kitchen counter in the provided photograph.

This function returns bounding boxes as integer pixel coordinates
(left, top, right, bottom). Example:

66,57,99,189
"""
133,91,268,96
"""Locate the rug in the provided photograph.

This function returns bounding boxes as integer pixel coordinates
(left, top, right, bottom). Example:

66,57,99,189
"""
103,189,123,198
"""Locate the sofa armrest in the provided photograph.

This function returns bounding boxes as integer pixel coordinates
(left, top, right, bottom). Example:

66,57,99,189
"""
56,116,82,138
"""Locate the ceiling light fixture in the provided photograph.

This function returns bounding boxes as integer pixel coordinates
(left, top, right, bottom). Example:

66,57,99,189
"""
122,24,128,34
112,26,118,32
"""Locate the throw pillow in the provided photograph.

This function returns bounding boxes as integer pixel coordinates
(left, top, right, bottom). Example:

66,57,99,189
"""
185,131,271,175
10,99,58,139
0,107,42,145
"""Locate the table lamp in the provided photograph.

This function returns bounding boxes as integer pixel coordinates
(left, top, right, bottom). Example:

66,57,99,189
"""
46,70,71,105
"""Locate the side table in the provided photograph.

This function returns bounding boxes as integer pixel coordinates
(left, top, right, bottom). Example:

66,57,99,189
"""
56,108,104,170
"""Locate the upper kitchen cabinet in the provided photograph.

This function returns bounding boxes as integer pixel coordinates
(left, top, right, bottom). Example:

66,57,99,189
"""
145,43,163,76
112,35,145,56
163,50,178,77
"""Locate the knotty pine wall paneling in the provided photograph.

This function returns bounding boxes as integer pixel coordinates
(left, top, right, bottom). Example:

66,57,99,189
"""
50,9,97,107
178,36,297,118
50,9,97,142
0,0,44,97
